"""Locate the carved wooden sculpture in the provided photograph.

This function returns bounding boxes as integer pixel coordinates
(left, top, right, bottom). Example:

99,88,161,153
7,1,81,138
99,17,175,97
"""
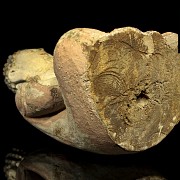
3,27,180,154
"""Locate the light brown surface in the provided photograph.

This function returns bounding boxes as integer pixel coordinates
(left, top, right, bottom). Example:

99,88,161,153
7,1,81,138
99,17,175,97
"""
88,28,180,151
54,27,180,152
4,27,180,154
15,82,65,117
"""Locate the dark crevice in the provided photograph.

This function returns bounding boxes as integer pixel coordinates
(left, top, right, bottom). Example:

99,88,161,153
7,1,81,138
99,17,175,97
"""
31,107,66,119
136,91,149,100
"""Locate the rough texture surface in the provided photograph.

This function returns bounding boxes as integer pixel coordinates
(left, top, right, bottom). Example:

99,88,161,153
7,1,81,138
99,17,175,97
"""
88,27,180,151
53,28,125,154
3,27,180,154
16,82,64,117
54,27,180,152
3,48,58,92
3,48,65,117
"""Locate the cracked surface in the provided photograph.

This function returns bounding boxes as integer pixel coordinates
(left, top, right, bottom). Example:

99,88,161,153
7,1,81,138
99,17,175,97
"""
88,27,180,151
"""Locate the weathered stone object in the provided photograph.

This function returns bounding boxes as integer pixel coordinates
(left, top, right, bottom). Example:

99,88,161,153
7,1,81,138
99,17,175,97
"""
3,27,180,154
3,48,65,117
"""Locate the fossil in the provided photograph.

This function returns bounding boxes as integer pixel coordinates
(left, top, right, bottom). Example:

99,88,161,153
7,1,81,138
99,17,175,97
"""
3,27,180,154
3,48,58,92
3,48,65,117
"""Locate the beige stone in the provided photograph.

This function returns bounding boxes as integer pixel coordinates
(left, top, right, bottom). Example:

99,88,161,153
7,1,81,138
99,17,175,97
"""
15,82,65,117
3,48,65,117
3,48,58,92
53,27,180,152
4,27,180,154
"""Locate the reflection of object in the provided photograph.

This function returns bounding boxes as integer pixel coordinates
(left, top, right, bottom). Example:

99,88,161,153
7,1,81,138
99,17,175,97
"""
13,149,166,180
3,148,26,180
3,27,180,154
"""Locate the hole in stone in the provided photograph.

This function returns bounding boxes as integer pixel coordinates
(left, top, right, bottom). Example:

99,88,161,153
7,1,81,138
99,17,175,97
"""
136,91,149,108
136,91,149,100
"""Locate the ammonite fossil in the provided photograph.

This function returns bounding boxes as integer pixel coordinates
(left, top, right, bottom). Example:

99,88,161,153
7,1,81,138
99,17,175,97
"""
3,27,180,154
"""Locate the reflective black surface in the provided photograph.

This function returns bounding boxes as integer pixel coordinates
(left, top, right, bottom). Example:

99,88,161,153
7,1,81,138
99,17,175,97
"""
1,4,179,179
15,148,168,179
1,123,180,179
